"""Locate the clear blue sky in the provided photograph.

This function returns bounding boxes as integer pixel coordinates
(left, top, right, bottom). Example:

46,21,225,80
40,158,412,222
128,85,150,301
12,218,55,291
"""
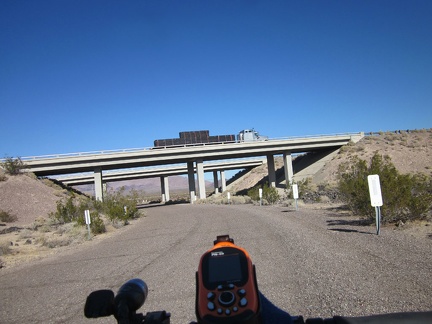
1,0,431,157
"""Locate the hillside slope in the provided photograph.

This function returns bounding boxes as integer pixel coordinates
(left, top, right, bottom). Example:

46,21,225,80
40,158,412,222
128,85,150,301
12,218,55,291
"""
313,130,431,184
0,172,71,227
227,129,431,193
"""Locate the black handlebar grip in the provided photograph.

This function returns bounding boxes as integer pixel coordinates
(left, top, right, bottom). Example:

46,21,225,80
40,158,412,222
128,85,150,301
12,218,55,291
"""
114,279,148,322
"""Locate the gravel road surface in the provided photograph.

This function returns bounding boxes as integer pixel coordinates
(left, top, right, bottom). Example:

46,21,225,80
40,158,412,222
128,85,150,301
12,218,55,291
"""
1,204,431,323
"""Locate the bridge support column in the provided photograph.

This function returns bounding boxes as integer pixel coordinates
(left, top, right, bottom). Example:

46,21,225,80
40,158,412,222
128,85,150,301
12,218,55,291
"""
267,154,276,188
94,167,104,201
160,176,170,202
196,159,206,199
283,152,294,187
213,171,219,194
187,161,196,203
220,170,226,192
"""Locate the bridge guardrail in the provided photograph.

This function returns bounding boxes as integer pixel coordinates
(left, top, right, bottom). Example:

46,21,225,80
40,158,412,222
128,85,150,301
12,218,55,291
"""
2,132,364,162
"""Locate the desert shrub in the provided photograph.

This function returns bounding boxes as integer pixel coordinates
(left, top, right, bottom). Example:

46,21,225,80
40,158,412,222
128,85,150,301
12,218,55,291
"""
231,195,252,204
247,186,259,201
297,178,316,197
50,189,137,232
247,183,280,204
36,235,73,249
49,196,97,225
76,210,106,234
90,212,106,234
102,187,139,223
1,157,25,175
0,242,12,256
338,153,432,224
0,210,18,222
49,197,79,224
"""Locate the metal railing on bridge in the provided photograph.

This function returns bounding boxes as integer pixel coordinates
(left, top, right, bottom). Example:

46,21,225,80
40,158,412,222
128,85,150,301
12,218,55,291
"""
5,132,363,162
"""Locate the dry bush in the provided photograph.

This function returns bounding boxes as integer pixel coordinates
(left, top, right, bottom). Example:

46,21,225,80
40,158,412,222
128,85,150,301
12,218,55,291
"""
18,229,34,240
0,209,18,222
196,194,252,205
1,157,25,175
0,241,12,256
338,153,432,224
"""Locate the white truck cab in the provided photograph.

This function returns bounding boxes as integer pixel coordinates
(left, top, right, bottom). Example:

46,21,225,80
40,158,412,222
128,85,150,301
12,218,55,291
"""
237,129,268,142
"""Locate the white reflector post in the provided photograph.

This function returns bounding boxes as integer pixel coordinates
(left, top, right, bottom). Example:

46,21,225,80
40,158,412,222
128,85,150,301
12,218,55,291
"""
84,209,91,224
292,184,299,200
84,210,91,239
367,175,383,207
292,184,299,211
368,175,383,235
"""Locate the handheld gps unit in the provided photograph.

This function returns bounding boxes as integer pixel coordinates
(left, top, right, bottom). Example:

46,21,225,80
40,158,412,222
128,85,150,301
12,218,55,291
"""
195,235,261,324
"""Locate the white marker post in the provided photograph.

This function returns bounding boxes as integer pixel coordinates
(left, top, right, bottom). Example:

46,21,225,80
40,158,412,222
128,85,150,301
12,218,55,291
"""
227,192,231,205
367,175,383,235
84,209,91,239
259,188,263,206
292,184,299,211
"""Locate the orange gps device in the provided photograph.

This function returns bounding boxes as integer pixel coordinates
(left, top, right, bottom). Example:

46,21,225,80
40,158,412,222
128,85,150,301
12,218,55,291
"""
195,235,261,324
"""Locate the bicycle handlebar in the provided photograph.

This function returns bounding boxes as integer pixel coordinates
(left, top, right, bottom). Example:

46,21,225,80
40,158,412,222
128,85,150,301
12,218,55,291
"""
84,279,432,324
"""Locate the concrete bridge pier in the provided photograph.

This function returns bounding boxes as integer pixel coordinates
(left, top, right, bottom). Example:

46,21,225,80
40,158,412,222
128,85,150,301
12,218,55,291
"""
187,161,196,203
220,170,226,192
267,154,276,188
283,152,294,187
94,167,104,201
196,159,206,199
213,171,219,194
160,176,170,202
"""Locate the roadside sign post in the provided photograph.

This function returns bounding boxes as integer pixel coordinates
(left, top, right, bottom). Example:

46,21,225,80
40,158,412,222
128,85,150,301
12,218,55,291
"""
84,209,91,239
259,188,263,206
292,184,299,211
367,175,383,235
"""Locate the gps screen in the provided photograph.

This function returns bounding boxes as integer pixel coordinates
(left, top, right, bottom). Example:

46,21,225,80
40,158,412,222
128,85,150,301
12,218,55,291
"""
207,253,243,284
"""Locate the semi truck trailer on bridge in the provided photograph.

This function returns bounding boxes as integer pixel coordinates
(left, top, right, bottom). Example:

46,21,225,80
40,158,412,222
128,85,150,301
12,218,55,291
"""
154,129,267,147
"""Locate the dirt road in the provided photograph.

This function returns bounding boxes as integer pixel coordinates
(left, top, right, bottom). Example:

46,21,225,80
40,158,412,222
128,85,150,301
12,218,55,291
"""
1,204,431,323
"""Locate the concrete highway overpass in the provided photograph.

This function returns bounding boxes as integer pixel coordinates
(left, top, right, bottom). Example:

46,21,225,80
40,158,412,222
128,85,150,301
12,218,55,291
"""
56,158,266,201
20,133,364,201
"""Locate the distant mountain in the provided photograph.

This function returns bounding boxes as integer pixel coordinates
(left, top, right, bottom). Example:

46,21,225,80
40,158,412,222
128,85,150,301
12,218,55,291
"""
73,175,213,197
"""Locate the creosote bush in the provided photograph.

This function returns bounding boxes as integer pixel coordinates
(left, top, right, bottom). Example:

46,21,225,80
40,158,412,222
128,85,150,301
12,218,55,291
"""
1,157,25,175
338,153,432,224
49,187,141,235
49,196,104,234
0,210,18,222
0,241,12,256
102,187,139,224
247,183,280,204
